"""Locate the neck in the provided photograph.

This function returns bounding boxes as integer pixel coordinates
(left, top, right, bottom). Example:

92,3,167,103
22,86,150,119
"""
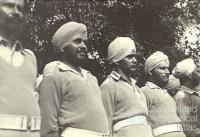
183,81,194,90
61,58,82,73
150,78,165,89
115,67,131,84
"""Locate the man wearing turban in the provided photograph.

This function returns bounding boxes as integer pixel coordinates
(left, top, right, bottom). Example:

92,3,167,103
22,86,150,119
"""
141,51,186,137
173,58,200,137
38,22,109,137
101,37,154,137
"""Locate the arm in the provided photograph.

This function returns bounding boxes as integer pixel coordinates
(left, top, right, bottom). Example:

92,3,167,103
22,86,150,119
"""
24,49,38,92
38,74,62,137
100,81,115,137
141,87,151,111
174,93,195,137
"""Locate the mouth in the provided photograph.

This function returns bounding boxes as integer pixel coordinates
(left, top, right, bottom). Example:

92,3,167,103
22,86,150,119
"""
79,52,87,58
163,76,169,79
8,17,22,22
131,64,137,68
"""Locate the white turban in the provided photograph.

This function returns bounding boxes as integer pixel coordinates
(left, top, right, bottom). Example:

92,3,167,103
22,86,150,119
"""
107,37,136,63
145,51,169,74
165,75,181,93
172,58,196,78
52,21,87,53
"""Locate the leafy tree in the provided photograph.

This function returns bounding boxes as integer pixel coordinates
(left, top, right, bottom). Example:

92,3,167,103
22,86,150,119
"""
21,0,200,85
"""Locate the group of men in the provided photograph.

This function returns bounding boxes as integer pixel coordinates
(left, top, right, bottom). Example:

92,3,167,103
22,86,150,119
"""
0,0,200,137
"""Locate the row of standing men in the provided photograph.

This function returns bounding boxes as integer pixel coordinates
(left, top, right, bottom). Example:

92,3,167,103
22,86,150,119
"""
38,22,200,137
0,0,199,137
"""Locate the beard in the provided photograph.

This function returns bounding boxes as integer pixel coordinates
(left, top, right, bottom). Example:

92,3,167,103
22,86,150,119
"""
64,52,88,67
0,15,23,33
8,18,23,31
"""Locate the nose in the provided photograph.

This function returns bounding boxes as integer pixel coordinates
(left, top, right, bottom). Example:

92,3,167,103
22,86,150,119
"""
81,41,87,50
131,57,137,63
12,6,22,18
165,68,170,75
78,42,88,52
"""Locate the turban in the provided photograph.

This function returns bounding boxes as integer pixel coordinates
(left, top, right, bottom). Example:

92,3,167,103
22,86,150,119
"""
145,51,169,74
52,21,87,53
172,58,196,78
107,37,136,63
165,75,181,94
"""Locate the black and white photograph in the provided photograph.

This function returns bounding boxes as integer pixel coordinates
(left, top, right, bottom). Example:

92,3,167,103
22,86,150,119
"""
0,0,200,137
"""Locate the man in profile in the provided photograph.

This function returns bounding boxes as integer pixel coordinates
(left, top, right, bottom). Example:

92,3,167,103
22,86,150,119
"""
38,21,109,137
101,37,153,137
173,58,200,137
141,51,186,137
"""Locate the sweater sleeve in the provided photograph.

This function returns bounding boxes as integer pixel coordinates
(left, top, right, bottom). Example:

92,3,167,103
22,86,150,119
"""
141,87,151,110
24,49,38,91
38,74,62,137
174,92,195,137
100,80,115,137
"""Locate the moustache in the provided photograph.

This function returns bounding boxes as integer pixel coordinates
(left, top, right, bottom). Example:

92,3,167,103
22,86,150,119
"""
77,47,88,54
7,15,23,24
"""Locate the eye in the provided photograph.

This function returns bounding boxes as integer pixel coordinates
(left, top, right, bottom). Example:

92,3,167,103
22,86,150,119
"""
126,54,136,59
73,38,82,44
17,5,23,12
2,3,12,9
160,67,168,71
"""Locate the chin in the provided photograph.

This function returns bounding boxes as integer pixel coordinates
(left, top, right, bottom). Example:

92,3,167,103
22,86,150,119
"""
79,56,87,61
77,58,87,64
163,81,169,86
130,71,137,78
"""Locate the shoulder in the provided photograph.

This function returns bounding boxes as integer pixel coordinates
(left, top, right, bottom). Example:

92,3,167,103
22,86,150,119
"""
23,49,37,62
24,49,35,57
43,61,59,76
100,77,116,93
141,85,152,93
101,77,116,88
43,71,60,82
43,65,67,82
174,90,187,100
140,85,157,100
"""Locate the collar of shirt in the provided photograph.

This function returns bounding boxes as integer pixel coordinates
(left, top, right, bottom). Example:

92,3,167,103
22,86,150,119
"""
145,81,161,89
0,37,8,46
57,61,89,79
181,85,200,96
145,81,168,94
0,36,23,52
109,71,136,85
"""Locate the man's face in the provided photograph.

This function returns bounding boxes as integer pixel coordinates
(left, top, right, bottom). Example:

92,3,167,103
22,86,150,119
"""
151,61,170,86
190,67,200,87
63,34,88,65
0,0,24,30
118,49,137,76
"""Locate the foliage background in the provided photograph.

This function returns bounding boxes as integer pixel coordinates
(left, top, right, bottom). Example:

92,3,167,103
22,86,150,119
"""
20,0,200,86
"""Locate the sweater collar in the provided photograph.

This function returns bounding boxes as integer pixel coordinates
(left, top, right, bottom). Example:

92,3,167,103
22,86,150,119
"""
110,71,136,85
57,61,89,79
